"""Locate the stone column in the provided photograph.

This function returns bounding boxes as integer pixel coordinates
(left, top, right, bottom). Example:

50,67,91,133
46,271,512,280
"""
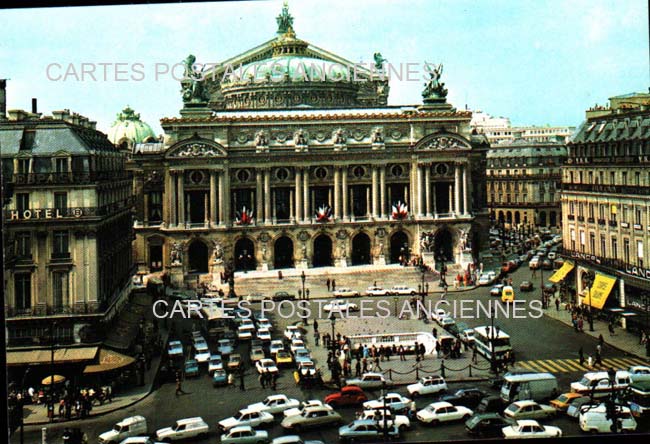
350,186,355,221
264,169,271,224
218,171,225,225
417,164,424,217
203,192,209,225
410,162,418,215
454,163,461,216
210,170,217,226
448,183,453,215
463,163,469,215
365,186,370,218
223,169,231,227
334,167,341,219
143,193,150,225
177,171,185,227
303,167,309,222
342,167,348,220
379,166,386,219
271,190,277,222
256,169,263,222
425,164,431,217
289,189,294,223
164,170,172,227
295,169,302,222
433,182,437,217
371,167,379,218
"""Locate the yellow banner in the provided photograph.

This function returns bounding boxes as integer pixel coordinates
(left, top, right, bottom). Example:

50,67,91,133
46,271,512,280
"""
549,261,575,283
586,273,617,309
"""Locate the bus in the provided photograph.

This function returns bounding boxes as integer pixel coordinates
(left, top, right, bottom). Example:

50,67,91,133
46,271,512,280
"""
473,326,512,362
347,332,437,356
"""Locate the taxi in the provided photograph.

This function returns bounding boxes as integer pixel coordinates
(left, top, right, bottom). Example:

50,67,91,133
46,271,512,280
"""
501,285,515,303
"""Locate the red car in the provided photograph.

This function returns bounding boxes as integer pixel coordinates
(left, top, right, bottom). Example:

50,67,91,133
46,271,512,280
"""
324,385,368,408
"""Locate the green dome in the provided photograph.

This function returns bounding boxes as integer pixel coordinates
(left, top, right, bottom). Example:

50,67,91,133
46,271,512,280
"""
108,106,156,145
230,55,351,83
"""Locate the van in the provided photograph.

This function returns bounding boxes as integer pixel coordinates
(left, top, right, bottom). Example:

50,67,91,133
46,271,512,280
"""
500,373,559,403
98,416,148,444
570,371,631,396
155,417,209,441
501,286,515,303
579,403,637,433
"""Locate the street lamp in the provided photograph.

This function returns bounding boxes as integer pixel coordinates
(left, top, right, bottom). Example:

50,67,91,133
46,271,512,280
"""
48,320,57,422
583,271,595,332
393,297,399,317
300,271,308,325
382,380,389,440
329,311,337,354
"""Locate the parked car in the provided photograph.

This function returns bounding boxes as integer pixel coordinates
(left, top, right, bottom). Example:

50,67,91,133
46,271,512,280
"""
360,408,411,431
323,300,359,313
325,385,368,407
193,342,210,363
256,328,272,342
333,287,361,298
439,389,486,409
218,339,234,356
519,281,534,292
460,328,475,345
208,354,223,374
218,408,274,432
250,347,265,363
117,437,162,444
529,257,540,270
416,401,473,425
256,317,272,329
432,309,449,323
362,393,412,413
284,326,302,340
290,339,306,354
504,400,556,420
541,259,553,270
237,325,255,341
212,368,228,387
269,340,284,355
283,400,332,418
390,285,417,295
184,359,199,377
256,358,279,375
439,316,456,329
271,436,324,444
407,376,448,397
364,286,391,296
490,284,504,296
465,413,514,437
155,417,209,441
280,405,343,431
502,419,562,439
566,396,594,419
579,403,637,433
344,372,392,389
244,292,267,304
99,416,148,444
273,291,296,301
338,419,399,442
478,272,496,286
220,426,269,444
247,394,301,415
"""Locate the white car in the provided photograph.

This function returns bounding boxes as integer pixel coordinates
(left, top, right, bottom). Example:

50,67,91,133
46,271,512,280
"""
439,317,455,328
477,272,497,286
284,326,302,340
416,401,473,425
193,342,210,363
290,338,306,353
502,419,562,439
218,409,274,433
240,318,255,328
333,287,360,298
629,365,650,378
579,403,637,433
250,347,266,363
363,393,412,413
208,355,223,374
284,400,332,418
221,426,269,444
504,400,556,420
407,376,448,397
390,285,417,295
360,409,411,431
118,437,164,444
365,286,391,296
257,328,272,342
99,416,148,444
490,284,504,296
247,394,301,415
256,358,279,374
256,318,272,330
155,417,209,441
460,329,475,344
323,300,359,313
432,309,449,322
269,340,284,355
237,325,255,341
344,372,392,389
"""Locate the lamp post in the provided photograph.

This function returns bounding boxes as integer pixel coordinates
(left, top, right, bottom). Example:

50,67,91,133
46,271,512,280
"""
48,320,57,422
300,271,308,325
329,311,337,354
382,380,388,440
19,368,30,444
393,297,399,317
583,271,595,332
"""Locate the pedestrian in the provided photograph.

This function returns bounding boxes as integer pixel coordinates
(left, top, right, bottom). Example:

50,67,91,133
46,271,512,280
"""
398,345,405,361
239,368,246,391
314,319,319,333
555,298,560,311
414,341,420,361
271,373,278,391
578,346,584,366
471,344,478,364
314,331,320,346
436,341,441,358
374,280,377,287
332,279,336,291
362,357,368,373
608,322,615,336
587,355,593,368
432,327,437,338
598,334,604,348
259,371,266,388
578,317,584,332
227,372,234,387
419,342,426,360
355,359,361,377
326,278,331,291
532,268,537,278
175,377,186,396
374,355,382,371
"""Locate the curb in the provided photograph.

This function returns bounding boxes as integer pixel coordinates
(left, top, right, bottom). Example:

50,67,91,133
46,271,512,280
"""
543,311,649,362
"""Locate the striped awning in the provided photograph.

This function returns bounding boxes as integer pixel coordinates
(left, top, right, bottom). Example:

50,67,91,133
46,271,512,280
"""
549,261,575,283
6,346,99,366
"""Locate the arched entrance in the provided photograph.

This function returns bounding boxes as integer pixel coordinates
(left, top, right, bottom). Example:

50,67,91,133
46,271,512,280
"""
312,234,333,267
514,211,521,225
274,236,294,269
351,233,371,265
549,211,557,227
188,240,209,273
434,228,454,263
506,211,513,224
539,211,547,226
234,238,255,271
498,211,505,223
390,231,409,264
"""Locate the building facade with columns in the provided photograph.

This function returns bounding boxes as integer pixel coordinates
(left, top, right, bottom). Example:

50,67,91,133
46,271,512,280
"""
560,92,650,332
127,5,489,285
1,102,134,347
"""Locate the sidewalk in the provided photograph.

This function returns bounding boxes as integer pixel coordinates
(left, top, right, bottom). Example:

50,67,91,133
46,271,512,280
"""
543,307,650,361
23,326,170,427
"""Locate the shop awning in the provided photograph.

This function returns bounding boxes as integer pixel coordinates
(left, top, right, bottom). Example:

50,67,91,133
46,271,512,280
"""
585,273,617,309
83,348,136,374
549,261,575,283
7,346,99,366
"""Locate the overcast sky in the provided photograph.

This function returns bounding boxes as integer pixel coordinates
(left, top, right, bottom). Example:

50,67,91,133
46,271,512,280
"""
1,0,647,134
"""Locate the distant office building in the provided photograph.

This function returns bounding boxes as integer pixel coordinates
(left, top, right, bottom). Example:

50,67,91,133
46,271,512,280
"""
559,91,650,331
471,110,575,145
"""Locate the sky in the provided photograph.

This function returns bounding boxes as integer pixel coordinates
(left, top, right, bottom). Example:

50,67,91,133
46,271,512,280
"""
0,0,647,135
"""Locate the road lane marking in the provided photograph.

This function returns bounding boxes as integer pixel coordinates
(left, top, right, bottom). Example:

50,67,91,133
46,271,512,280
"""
531,360,560,373
518,361,537,371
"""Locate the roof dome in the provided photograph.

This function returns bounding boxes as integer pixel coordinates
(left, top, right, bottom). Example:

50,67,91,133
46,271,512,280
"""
107,106,156,145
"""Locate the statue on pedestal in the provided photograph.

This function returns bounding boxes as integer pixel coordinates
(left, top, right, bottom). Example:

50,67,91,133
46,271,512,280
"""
170,241,184,265
181,54,209,103
212,240,224,264
422,62,448,100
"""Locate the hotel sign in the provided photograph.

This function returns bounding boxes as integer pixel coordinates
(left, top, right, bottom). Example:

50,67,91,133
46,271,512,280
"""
10,208,84,220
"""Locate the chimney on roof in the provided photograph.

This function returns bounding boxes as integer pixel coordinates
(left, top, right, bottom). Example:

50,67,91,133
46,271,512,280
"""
31,98,37,114
0,79,6,120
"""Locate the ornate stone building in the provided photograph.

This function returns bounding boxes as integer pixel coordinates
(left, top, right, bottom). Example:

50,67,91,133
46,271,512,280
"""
560,92,650,332
1,98,134,347
107,105,158,151
127,5,489,285
487,139,566,228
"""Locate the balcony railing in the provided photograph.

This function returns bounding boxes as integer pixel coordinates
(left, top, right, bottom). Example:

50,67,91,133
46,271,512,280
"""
563,182,650,196
10,170,131,185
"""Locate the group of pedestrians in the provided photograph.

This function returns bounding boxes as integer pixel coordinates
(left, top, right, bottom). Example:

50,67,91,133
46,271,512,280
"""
578,337,605,368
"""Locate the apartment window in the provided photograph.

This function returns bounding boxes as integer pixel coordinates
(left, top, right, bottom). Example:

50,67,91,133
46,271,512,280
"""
635,171,641,186
611,205,617,222
638,240,645,267
599,171,604,184
579,171,583,183
588,171,593,184
569,201,575,214
148,191,163,222
54,192,67,211
14,274,31,310
610,171,615,184
53,272,69,309
624,238,630,264
622,206,628,223
578,203,584,217
490,193,495,203
622,171,628,185
569,171,574,183
17,158,30,174
15,232,31,258
600,235,606,256
599,204,605,220
570,229,576,250
611,237,618,259
580,231,586,252
16,193,29,213
55,158,68,173
53,230,69,258
636,208,642,225
588,204,594,219
589,233,596,254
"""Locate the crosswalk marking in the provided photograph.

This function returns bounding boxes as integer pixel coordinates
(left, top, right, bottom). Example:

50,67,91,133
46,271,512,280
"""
515,356,648,374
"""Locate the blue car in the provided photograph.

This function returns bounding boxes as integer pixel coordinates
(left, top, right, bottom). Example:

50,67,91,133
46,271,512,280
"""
218,339,234,356
294,348,312,364
212,369,228,387
184,359,200,377
338,419,399,443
